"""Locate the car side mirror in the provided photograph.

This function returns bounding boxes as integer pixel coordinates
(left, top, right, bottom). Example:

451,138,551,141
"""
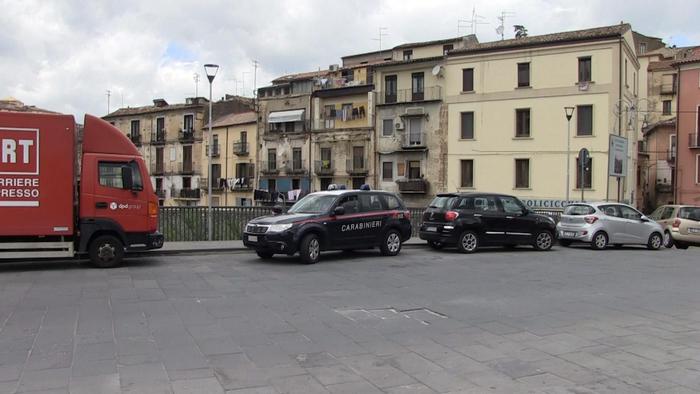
271,205,284,215
640,216,650,223
333,206,345,216
121,166,134,190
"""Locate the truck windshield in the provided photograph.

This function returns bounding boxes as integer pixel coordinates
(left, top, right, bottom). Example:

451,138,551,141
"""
288,194,337,214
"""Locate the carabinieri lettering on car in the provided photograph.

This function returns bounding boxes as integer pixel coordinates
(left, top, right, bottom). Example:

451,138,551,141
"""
341,220,382,232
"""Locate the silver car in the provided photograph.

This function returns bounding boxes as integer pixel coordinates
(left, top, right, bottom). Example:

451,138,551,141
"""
556,202,664,250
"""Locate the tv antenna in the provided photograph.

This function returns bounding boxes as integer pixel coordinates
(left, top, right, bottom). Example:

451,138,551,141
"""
252,60,259,99
106,90,111,114
372,27,389,52
496,11,516,40
457,19,470,34
465,6,488,35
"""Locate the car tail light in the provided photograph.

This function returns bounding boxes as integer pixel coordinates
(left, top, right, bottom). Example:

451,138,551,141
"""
445,211,459,221
148,201,158,218
584,216,598,224
673,218,681,228
404,210,411,220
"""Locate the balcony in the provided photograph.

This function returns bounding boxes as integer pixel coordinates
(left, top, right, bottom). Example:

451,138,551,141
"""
205,144,220,157
232,182,254,191
260,161,280,175
173,188,201,199
346,159,368,175
151,130,166,145
178,161,196,175
690,133,700,149
233,141,249,156
667,149,676,162
315,160,334,175
128,133,142,146
397,179,428,194
402,132,427,149
287,160,307,175
150,162,165,175
199,178,225,191
660,83,677,95
155,189,166,200
656,183,673,193
378,86,442,105
179,128,195,142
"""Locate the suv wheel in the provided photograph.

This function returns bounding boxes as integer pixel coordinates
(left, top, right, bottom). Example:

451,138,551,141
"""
256,251,274,259
591,232,608,250
457,231,479,253
647,232,663,250
663,231,673,248
380,230,402,256
533,230,553,251
300,234,321,264
427,241,444,250
89,235,124,268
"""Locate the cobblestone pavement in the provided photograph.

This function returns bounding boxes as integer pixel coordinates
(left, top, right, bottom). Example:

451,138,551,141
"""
1,245,699,393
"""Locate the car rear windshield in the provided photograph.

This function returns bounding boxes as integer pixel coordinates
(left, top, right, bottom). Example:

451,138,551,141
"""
288,194,337,214
679,207,700,221
428,196,456,210
564,204,595,216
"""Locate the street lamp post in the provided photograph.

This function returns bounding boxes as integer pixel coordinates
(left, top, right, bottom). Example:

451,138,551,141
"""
564,107,575,204
204,64,219,241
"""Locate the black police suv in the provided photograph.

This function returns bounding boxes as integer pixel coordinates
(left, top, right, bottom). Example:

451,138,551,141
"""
418,193,556,253
243,189,412,263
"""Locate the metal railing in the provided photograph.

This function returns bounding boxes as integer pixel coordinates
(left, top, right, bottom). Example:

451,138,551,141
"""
128,133,142,146
346,158,368,175
172,188,201,200
315,160,334,175
151,130,166,145
199,178,225,191
397,179,428,193
233,142,249,156
260,161,280,175
177,161,196,175
288,160,307,175
403,132,427,148
205,144,221,157
689,133,700,149
150,162,165,175
378,86,442,105
179,128,195,142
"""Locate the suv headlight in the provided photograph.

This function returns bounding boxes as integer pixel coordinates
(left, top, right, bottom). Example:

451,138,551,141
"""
267,223,293,233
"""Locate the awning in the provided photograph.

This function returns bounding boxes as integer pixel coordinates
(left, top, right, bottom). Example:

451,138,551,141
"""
268,109,305,123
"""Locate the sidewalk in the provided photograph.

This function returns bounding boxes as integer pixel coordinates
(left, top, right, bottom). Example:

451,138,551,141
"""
152,238,426,255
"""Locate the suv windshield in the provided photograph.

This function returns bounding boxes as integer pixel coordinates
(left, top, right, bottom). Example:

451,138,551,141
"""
429,196,456,210
564,204,595,215
288,194,337,214
679,207,700,221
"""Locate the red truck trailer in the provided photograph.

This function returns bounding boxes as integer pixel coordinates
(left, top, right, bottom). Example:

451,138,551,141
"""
0,111,163,267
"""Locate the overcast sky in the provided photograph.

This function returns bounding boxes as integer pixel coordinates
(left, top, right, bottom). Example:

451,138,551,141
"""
2,0,699,120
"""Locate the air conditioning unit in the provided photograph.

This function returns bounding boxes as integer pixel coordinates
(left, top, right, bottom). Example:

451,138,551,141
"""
394,117,404,130
578,82,590,91
405,107,425,116
329,64,340,71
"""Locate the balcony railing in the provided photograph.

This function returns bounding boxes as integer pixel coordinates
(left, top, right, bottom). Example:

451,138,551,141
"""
402,132,427,149
205,144,220,157
179,128,195,142
260,161,280,175
151,162,165,175
178,161,196,175
151,130,166,145
200,178,225,191
315,160,334,175
690,133,700,149
128,133,142,146
660,83,677,95
232,182,254,191
173,188,201,199
396,179,428,194
287,160,307,175
346,158,368,175
155,189,166,199
378,86,442,105
667,149,676,162
233,142,249,156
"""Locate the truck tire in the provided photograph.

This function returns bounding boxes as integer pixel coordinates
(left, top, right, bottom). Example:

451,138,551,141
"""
89,235,124,268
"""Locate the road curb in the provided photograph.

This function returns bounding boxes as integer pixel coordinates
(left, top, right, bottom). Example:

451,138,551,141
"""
135,242,427,257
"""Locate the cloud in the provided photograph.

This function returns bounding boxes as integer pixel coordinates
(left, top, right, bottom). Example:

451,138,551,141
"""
1,0,699,120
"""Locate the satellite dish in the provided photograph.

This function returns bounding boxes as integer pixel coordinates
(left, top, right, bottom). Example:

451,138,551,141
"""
431,65,443,77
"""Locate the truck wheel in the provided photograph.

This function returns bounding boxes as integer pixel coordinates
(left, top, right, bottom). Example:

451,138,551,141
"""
300,234,321,264
457,230,479,254
380,229,402,256
89,235,124,268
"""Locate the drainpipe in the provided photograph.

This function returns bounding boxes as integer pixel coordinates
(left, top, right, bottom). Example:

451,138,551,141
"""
674,65,680,204
617,36,623,202
224,126,229,205
308,94,313,193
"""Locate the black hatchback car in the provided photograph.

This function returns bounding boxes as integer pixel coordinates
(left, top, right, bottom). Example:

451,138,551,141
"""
418,193,556,253
243,190,412,263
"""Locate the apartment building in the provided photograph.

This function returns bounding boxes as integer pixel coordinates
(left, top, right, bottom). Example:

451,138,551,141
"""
199,112,257,206
444,24,640,205
674,55,700,204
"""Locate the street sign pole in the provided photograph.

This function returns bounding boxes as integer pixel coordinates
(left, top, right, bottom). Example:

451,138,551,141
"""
578,148,589,202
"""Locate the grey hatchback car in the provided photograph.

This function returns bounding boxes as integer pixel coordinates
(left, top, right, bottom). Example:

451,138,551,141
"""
556,202,664,250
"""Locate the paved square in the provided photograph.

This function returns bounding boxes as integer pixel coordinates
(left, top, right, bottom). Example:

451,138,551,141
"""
0,245,699,393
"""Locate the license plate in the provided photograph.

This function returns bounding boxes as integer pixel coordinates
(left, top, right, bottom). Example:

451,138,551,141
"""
248,235,258,243
563,231,576,237
689,228,700,234
426,226,437,232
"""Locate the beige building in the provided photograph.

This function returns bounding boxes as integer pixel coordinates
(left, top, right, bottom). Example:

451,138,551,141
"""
199,112,257,206
444,24,641,206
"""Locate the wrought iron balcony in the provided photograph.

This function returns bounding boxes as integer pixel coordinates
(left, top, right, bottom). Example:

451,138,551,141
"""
178,161,196,175
346,158,368,175
173,188,201,199
260,161,280,175
151,130,166,145
315,160,334,175
690,133,700,149
396,179,428,194
150,162,165,175
378,86,441,105
205,144,220,157
287,160,307,175
128,133,142,146
200,178,225,191
233,141,249,156
179,128,195,142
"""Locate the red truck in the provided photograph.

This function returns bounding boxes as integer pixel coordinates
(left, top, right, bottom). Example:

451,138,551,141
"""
0,111,163,267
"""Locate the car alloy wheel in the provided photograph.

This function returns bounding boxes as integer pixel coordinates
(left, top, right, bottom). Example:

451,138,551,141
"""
308,238,320,260
300,234,321,264
534,231,553,251
380,230,402,256
648,233,662,250
591,232,608,250
663,231,673,248
458,231,478,253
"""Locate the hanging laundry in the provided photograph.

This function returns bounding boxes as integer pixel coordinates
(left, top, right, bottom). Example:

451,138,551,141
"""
254,189,270,201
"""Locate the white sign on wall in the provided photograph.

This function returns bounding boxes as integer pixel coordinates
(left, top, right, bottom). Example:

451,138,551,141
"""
608,135,628,177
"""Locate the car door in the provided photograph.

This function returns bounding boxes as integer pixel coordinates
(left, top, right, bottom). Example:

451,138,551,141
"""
618,205,649,244
327,194,360,249
598,204,630,243
357,193,390,246
473,195,507,244
498,195,533,244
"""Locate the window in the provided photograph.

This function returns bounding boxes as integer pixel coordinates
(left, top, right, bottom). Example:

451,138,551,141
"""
515,109,530,137
515,159,530,188
182,177,191,189
619,205,642,220
640,43,647,54
267,148,276,170
320,178,332,191
382,119,394,136
403,50,413,61
382,162,393,181
320,147,331,170
660,206,676,220
517,63,530,87
285,122,294,133
397,162,406,177
211,163,221,181
183,114,194,131
408,118,422,145
461,112,474,139
411,72,424,101
408,161,421,179
443,44,454,55
353,146,364,169
352,177,365,189
663,100,672,115
155,147,164,173
98,161,142,190
499,196,525,215
462,68,474,92
576,157,592,189
130,120,140,137
384,194,402,210
359,193,385,212
156,117,165,135
292,178,300,190
578,57,592,82
341,103,352,121
474,196,498,212
268,179,276,192
384,75,397,103
460,160,473,188
577,105,593,136
292,147,302,170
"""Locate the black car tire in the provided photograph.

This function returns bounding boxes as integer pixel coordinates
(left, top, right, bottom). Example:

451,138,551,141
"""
457,230,479,254
427,241,444,250
300,234,321,264
380,229,402,256
663,231,674,248
558,239,572,247
647,232,663,250
256,251,274,259
591,231,608,250
533,230,554,251
89,235,124,268
675,242,689,250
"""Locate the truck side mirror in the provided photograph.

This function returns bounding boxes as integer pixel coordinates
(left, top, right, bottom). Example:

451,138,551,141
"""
121,166,134,190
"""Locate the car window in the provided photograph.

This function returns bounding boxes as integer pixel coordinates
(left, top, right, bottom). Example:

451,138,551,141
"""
499,196,525,215
337,195,360,214
455,197,475,210
619,206,642,220
679,207,700,221
474,196,499,213
288,194,337,214
359,193,385,212
648,206,664,220
429,196,456,210
660,207,676,220
564,204,595,215
384,194,402,210
599,205,620,217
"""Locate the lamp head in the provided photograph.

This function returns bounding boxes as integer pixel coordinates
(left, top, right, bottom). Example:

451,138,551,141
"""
204,64,219,83
564,106,575,121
